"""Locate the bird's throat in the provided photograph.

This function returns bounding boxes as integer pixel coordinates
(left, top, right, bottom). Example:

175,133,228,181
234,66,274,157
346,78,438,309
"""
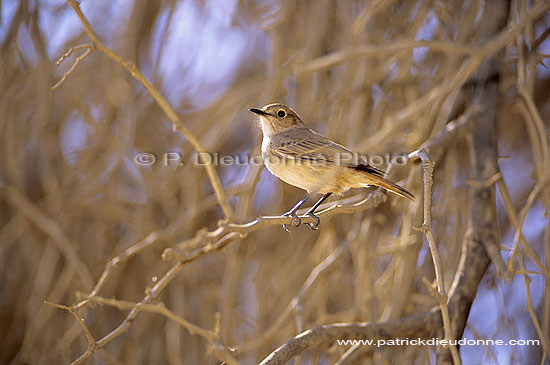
261,135,270,160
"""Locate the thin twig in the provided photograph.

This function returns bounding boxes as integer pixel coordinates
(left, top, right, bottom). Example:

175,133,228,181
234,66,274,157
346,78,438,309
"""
44,301,95,345
81,296,237,363
57,0,235,220
294,40,482,74
63,85,479,362
239,222,363,352
3,187,94,290
259,309,443,365
51,43,95,90
55,43,93,65
294,2,549,75
73,221,180,309
497,176,544,272
70,262,184,364
408,105,485,161
170,192,387,260
506,172,550,267
417,149,461,365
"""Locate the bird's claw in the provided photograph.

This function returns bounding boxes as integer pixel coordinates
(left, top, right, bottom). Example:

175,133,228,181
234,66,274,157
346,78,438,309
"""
282,211,301,232
305,213,320,230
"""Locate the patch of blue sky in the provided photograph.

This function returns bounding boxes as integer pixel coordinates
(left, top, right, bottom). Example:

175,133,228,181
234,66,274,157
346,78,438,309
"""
37,0,83,59
412,10,439,74
499,145,537,208
27,0,135,61
535,18,550,78
155,0,259,107
60,110,91,165
17,25,40,65
466,199,546,363
254,167,283,213
371,83,383,109
0,0,19,43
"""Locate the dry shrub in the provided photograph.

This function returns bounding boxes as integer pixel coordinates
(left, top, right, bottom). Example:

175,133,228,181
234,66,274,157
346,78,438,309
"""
1,0,549,364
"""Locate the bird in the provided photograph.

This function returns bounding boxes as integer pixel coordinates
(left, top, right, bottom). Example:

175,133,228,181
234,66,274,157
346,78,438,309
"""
249,103,414,232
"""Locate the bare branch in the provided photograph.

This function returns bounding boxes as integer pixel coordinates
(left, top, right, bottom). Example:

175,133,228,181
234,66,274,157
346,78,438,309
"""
51,43,95,90
70,262,185,364
58,0,235,220
259,310,442,365
44,301,95,345
170,192,387,259
417,149,461,365
295,3,549,75
2,187,94,290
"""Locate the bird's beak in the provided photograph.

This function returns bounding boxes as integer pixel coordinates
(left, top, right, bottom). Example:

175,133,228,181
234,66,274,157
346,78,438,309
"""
249,108,269,117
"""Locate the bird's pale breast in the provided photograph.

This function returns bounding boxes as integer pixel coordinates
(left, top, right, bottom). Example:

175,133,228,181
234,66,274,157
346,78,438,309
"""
262,136,357,194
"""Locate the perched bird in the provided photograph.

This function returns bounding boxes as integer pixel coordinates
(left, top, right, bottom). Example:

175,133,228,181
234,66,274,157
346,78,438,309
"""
250,103,414,231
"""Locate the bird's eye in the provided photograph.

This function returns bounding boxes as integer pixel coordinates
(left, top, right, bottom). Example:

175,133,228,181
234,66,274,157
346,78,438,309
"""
277,110,286,118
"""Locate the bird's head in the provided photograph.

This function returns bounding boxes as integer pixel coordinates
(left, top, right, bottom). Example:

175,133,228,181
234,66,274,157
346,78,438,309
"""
249,103,305,137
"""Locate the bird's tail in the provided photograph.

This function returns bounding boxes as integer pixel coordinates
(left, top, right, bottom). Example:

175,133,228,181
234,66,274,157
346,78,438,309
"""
352,164,415,201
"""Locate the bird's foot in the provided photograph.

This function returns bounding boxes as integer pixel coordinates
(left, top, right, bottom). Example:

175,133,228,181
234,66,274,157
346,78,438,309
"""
282,211,301,232
304,212,321,230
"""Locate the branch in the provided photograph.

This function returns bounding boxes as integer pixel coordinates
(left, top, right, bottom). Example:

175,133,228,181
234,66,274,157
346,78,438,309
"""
2,186,94,290
69,262,185,364
294,2,549,75
73,221,180,309
293,40,481,74
256,104,489,364
440,1,512,363
51,43,95,90
56,0,234,220
417,150,461,365
259,309,442,365
52,193,385,364
45,301,95,345
166,192,387,262
239,220,364,353
257,14,548,358
59,87,483,362
408,105,484,162
82,296,237,364
357,58,482,150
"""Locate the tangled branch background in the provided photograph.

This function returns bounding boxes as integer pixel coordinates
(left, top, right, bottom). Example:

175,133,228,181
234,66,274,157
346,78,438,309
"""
1,0,550,364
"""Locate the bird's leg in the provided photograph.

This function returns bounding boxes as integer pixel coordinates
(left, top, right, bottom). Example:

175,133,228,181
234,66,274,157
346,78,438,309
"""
282,195,310,232
304,193,332,230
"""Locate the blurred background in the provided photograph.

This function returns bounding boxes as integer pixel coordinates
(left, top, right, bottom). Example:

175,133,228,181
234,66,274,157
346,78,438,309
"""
1,0,549,364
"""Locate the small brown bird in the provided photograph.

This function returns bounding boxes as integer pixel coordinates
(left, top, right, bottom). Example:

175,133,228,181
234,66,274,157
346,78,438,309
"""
250,103,414,231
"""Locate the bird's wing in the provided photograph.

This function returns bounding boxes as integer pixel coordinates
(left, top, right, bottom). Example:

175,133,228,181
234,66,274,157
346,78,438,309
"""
269,128,351,163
